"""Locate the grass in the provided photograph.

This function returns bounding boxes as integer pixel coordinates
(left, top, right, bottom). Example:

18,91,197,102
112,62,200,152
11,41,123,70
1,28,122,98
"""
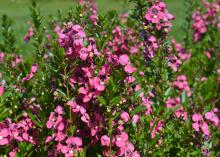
0,0,185,57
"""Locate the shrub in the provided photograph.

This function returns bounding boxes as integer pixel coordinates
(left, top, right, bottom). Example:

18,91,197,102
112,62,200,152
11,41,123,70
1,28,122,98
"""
0,0,220,156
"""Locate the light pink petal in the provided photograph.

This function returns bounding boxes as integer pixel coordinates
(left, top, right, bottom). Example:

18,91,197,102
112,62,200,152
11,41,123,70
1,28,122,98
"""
31,64,38,73
0,138,9,145
0,86,4,96
119,54,130,65
124,64,137,74
192,123,200,132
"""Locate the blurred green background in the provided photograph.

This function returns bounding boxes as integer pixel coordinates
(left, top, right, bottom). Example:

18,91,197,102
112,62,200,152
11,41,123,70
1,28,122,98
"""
0,0,185,57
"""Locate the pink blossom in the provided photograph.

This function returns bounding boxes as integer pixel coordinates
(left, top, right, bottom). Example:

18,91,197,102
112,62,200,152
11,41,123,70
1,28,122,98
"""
66,136,83,147
22,64,38,82
192,123,200,132
101,135,110,147
192,114,203,122
201,122,210,136
0,128,9,145
124,64,137,74
120,111,130,123
119,54,130,65
55,105,64,115
0,86,4,96
114,132,128,148
24,27,34,42
205,112,214,120
132,114,139,124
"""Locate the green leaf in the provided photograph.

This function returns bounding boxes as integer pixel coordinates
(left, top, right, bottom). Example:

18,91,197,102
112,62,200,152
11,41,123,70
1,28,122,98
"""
135,88,144,97
131,105,146,116
27,111,42,128
181,90,188,106
110,96,120,106
56,89,67,99
98,96,106,105
149,134,160,148
165,87,172,98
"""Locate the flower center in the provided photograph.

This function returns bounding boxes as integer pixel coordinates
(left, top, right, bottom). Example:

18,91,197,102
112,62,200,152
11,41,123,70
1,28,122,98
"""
153,15,158,19
69,149,73,154
117,137,122,141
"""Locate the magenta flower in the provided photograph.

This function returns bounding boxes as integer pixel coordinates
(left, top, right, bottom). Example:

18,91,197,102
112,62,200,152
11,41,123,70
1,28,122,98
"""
201,122,210,136
46,107,65,131
145,6,164,24
119,54,130,66
79,77,105,102
79,48,89,61
23,26,34,42
55,105,64,115
120,111,130,123
101,135,110,147
22,64,38,82
66,136,83,147
31,64,38,73
192,114,210,136
167,55,182,71
0,86,4,96
0,128,9,145
205,112,214,120
124,64,137,74
132,115,139,124
205,111,220,126
192,114,203,122
55,132,66,142
114,132,128,148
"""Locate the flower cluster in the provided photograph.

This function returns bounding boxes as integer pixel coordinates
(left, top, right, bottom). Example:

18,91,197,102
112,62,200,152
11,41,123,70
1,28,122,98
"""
192,114,210,136
173,75,191,97
0,0,220,156
0,117,37,156
144,1,174,58
192,0,220,42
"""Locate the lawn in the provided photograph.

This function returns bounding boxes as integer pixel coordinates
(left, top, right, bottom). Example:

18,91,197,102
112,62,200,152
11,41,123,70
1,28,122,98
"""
0,0,185,57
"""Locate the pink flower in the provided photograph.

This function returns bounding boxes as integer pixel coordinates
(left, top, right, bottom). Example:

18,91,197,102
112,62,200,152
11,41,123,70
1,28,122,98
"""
205,112,214,120
131,151,141,157
23,27,34,42
201,122,210,136
9,150,17,157
192,114,203,122
101,135,110,147
114,132,128,148
119,54,130,65
167,55,182,71
45,136,54,144
192,123,200,132
124,64,137,74
205,111,220,126
66,136,83,147
132,114,139,124
31,64,38,73
145,6,164,24
0,86,4,96
192,114,210,135
79,48,89,61
120,111,130,123
55,132,66,142
79,77,105,102
0,128,9,145
22,64,38,82
55,105,63,115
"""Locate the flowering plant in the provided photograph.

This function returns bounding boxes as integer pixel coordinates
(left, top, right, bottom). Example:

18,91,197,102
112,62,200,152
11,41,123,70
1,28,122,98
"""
0,0,220,156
